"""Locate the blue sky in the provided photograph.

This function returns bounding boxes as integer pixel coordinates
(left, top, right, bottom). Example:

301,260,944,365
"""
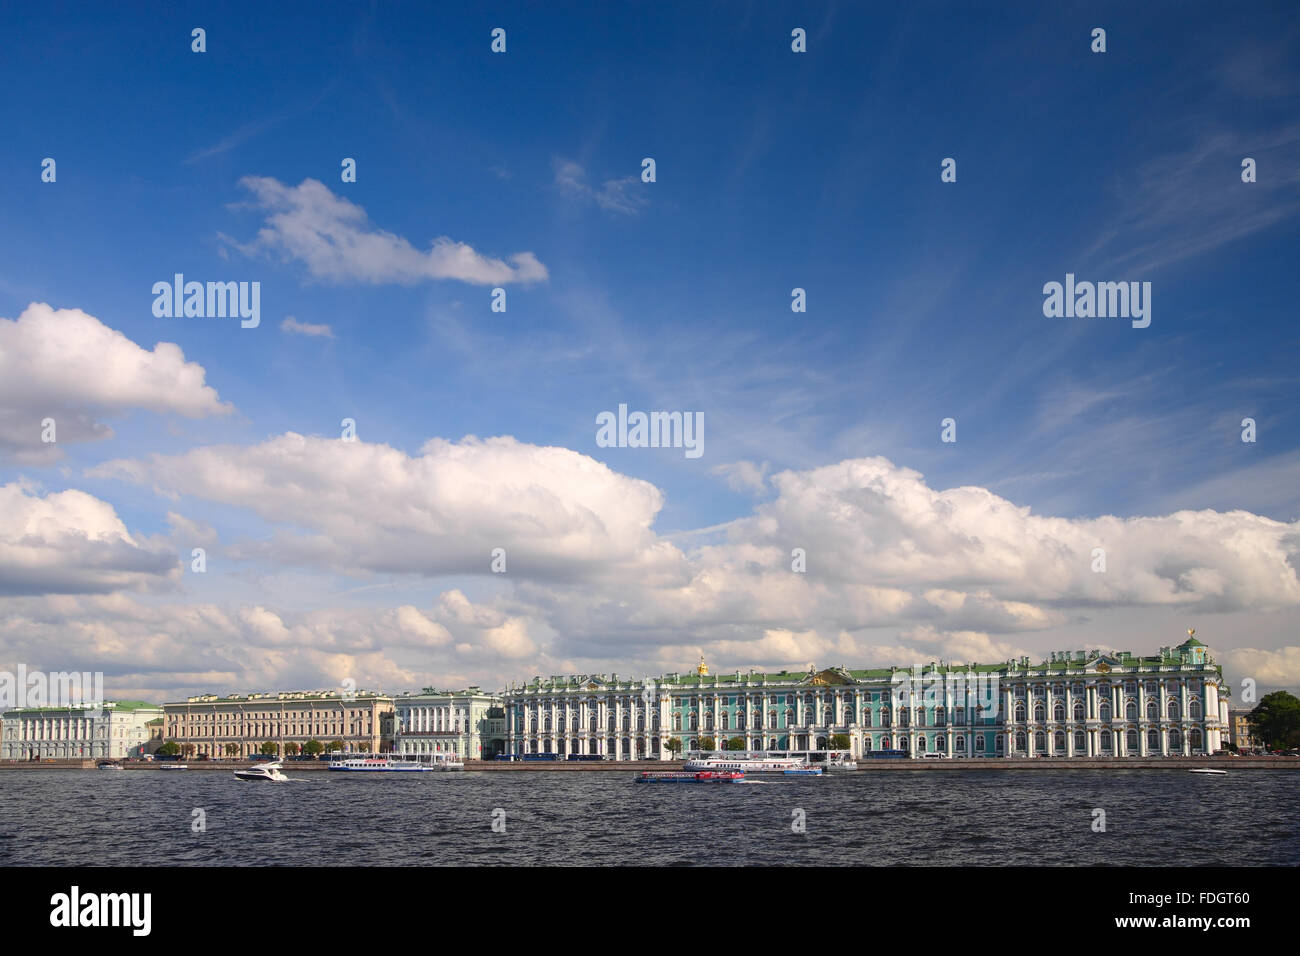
1,1,1298,701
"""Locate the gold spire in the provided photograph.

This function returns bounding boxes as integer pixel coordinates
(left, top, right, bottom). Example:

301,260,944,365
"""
697,654,708,676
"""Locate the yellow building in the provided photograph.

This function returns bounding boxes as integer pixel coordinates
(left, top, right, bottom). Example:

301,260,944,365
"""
162,690,392,757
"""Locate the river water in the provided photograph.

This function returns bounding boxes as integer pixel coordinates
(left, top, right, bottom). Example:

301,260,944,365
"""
1,768,1295,866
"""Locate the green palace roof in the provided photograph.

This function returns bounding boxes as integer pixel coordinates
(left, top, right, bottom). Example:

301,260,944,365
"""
517,644,1219,691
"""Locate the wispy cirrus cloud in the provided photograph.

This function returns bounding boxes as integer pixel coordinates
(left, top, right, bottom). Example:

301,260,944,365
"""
1085,121,1300,276
280,315,334,338
226,176,549,286
553,158,647,215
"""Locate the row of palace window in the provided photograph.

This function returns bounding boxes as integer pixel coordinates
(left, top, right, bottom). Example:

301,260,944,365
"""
861,727,1205,752
514,727,1208,756
520,697,1212,735
522,705,1003,734
1012,699,1202,722
169,722,373,737
1013,682,1200,697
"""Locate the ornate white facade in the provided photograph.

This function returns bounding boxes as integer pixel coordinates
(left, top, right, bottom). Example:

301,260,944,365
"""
392,688,506,759
504,635,1228,759
2,701,162,759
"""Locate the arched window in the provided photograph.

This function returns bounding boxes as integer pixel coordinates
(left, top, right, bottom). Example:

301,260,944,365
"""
1125,700,1137,720
1126,729,1138,751
672,714,681,731
1168,701,1180,720
1073,701,1085,721
1189,700,1201,720
844,705,855,724
784,709,794,727
736,712,746,730
543,716,552,732
557,716,565,733
977,735,986,751
1099,701,1112,722
1169,729,1183,750
529,718,537,734
935,706,946,726
1100,730,1112,752
1147,729,1160,750
1034,731,1045,751
881,708,891,728
1053,703,1064,721
899,708,910,728
1033,704,1044,722
720,712,729,730
768,710,777,728
1073,731,1085,750
589,715,597,732
688,713,698,730
917,709,927,727
1014,732,1026,752
917,736,927,753
1190,729,1203,750
955,707,966,725
1014,703,1026,722
823,708,834,725
703,712,713,731
1053,731,1065,751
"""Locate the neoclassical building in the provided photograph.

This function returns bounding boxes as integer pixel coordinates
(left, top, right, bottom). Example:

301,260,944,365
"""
504,634,1228,759
162,690,392,757
392,687,506,759
1,700,163,760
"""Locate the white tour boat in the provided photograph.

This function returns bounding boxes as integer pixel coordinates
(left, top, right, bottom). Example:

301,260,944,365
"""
683,753,818,774
1189,768,1228,775
327,752,464,772
234,761,288,782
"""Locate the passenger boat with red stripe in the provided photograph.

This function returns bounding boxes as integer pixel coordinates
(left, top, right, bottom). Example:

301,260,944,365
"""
683,755,822,775
636,771,746,783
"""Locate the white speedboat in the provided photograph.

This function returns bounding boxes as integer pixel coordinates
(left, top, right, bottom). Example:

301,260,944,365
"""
159,763,188,770
1189,768,1227,775
97,761,124,771
234,761,288,782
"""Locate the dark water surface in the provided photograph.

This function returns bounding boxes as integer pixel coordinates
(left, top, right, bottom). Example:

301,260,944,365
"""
1,769,1296,866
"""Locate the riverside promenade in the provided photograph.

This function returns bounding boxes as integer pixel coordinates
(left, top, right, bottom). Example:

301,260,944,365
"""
2,756,1297,771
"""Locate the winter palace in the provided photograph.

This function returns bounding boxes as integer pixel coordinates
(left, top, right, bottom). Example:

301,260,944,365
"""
504,633,1229,760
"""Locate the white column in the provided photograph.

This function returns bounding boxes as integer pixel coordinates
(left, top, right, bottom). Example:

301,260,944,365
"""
1180,680,1190,754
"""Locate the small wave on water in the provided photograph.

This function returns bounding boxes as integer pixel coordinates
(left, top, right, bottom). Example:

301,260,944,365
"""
0,768,1296,866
